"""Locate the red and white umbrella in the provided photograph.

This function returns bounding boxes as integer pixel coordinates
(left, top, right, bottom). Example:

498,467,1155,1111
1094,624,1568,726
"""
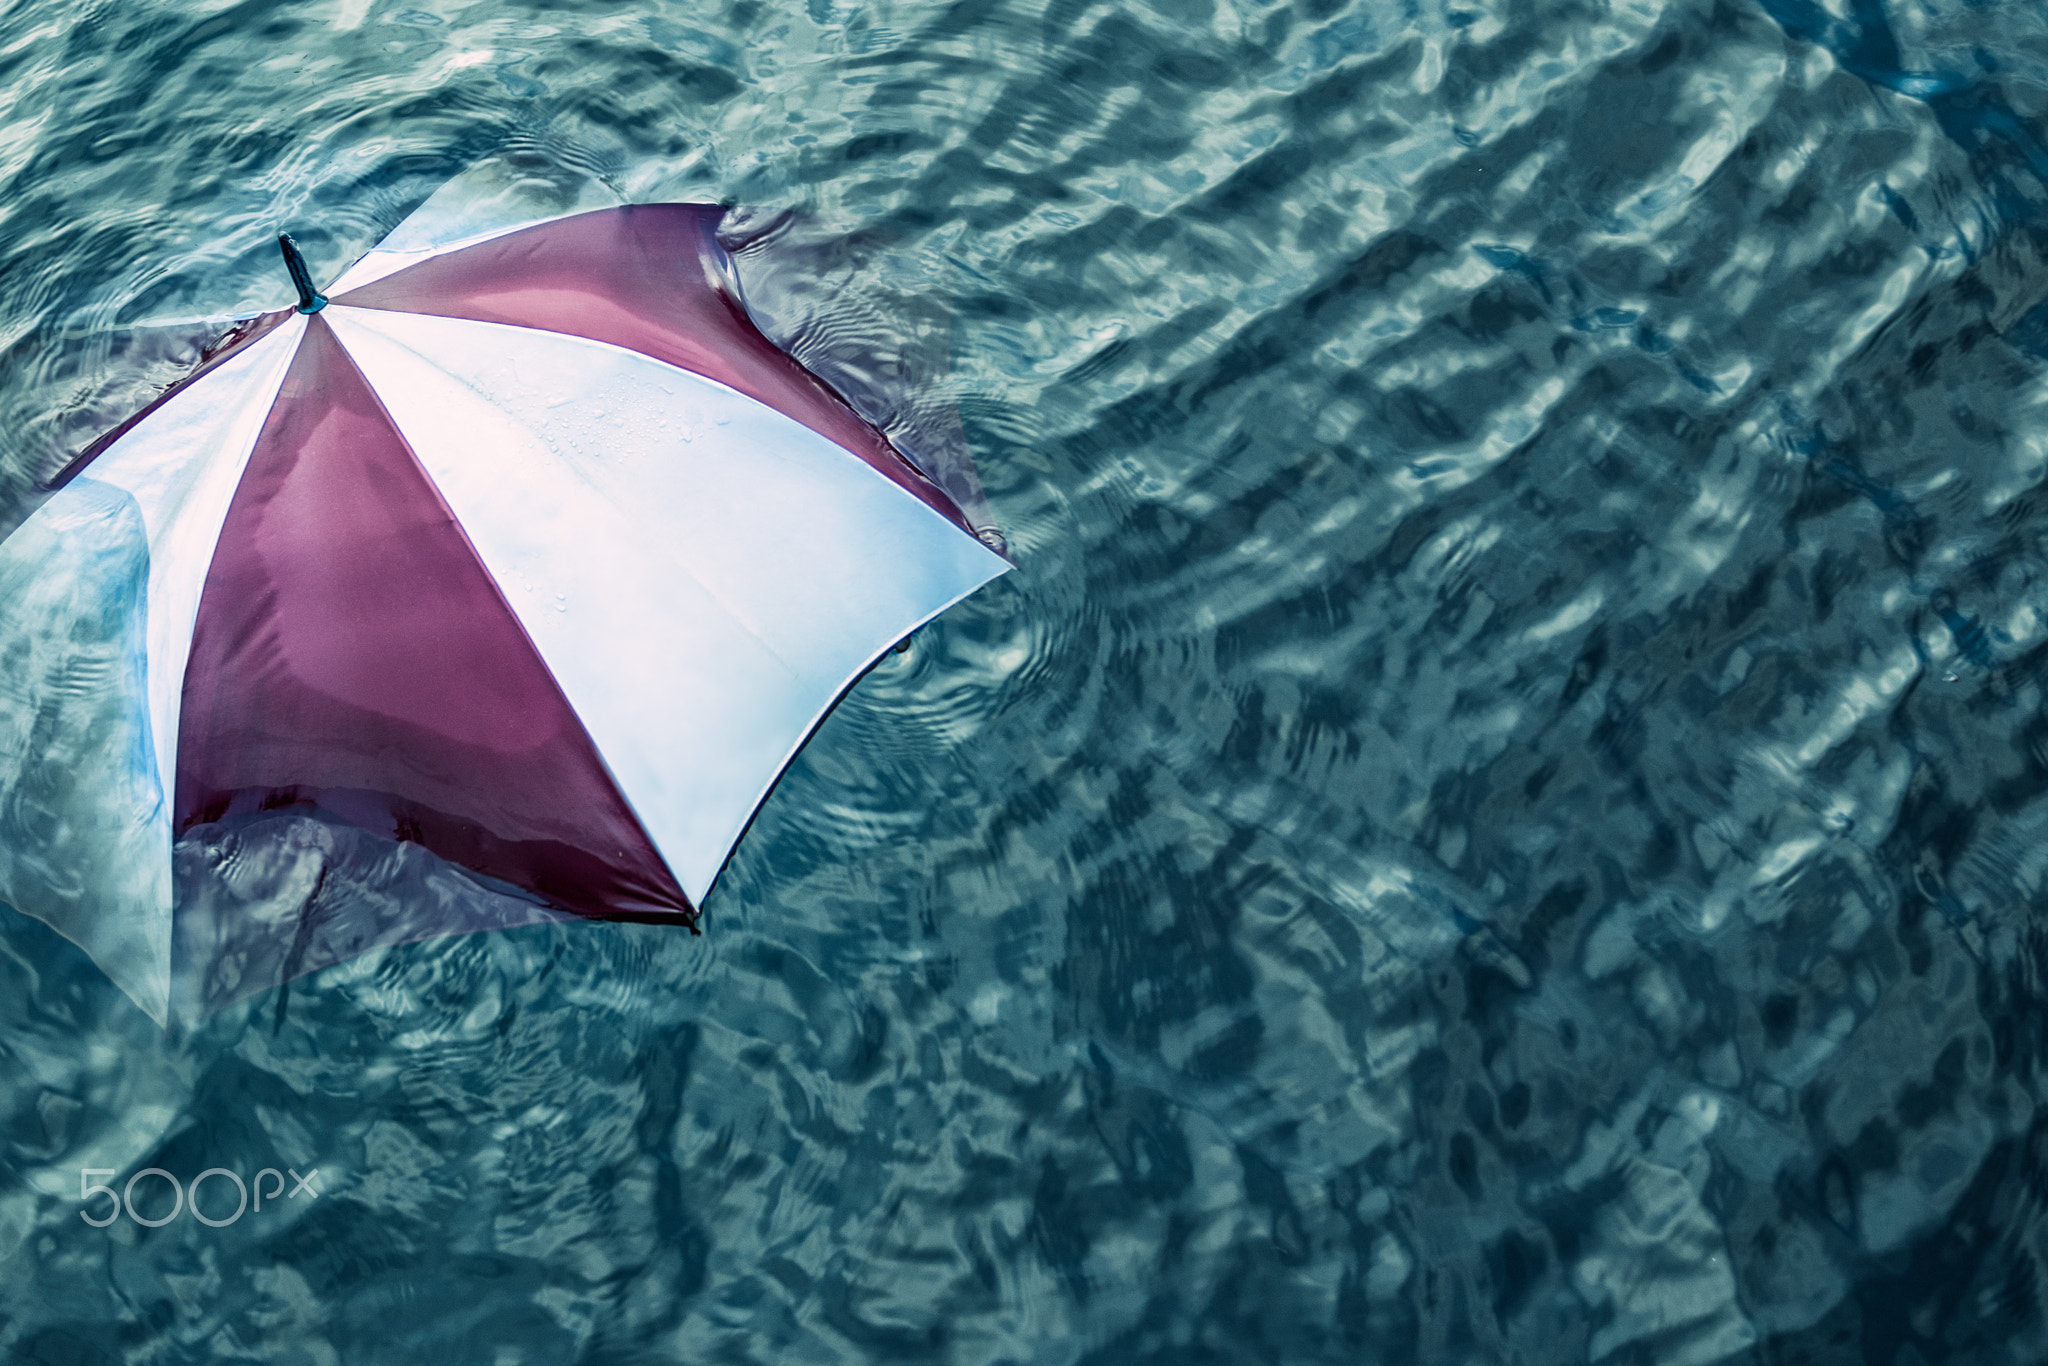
0,200,1009,1024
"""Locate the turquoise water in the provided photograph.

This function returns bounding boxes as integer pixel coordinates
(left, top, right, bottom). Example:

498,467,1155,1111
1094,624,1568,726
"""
7,0,2048,1361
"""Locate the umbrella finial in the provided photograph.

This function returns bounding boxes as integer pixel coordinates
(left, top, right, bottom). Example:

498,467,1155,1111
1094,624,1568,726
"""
278,234,327,314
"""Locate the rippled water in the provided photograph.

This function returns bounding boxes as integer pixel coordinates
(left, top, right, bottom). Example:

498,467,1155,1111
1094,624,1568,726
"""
6,0,2048,1361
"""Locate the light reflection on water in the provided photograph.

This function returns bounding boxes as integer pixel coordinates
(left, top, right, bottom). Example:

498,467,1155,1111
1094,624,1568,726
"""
5,0,2048,1360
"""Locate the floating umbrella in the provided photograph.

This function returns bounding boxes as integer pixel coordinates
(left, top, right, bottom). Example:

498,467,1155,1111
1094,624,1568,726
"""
0,201,1010,1025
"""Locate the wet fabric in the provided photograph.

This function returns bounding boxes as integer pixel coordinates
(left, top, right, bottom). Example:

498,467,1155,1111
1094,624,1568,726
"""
336,205,980,537
0,196,1008,1020
49,309,294,491
175,315,695,925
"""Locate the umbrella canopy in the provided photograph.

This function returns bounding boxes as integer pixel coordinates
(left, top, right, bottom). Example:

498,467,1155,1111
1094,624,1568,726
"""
0,201,1010,1025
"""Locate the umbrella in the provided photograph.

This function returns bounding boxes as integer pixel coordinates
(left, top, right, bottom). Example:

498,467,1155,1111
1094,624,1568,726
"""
0,200,1011,1025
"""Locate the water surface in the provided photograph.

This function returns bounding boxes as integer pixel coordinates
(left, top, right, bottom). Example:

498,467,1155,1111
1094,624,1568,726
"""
5,0,2048,1361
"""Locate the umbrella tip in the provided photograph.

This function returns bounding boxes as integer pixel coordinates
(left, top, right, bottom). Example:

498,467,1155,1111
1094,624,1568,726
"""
278,234,327,314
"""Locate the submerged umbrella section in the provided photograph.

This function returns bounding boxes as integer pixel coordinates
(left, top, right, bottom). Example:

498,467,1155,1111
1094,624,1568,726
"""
0,203,1010,1025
